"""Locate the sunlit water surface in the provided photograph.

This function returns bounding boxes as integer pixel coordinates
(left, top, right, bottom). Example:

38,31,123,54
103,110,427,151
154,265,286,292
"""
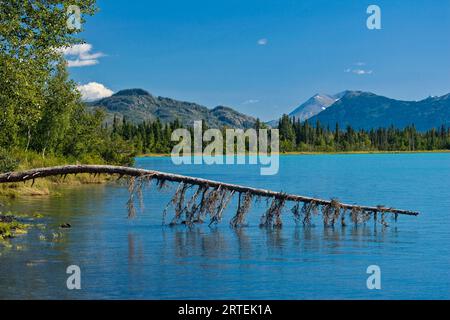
0,154,449,299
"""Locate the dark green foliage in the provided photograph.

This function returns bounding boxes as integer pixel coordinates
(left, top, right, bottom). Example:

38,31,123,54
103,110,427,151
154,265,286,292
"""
112,113,450,154
0,149,19,173
109,117,180,154
277,115,450,152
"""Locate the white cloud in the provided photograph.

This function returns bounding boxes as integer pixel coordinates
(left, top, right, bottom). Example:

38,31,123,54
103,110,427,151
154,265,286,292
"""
344,67,373,75
352,69,373,75
354,62,366,66
257,38,268,45
242,99,260,105
68,59,99,67
60,43,105,68
77,82,114,101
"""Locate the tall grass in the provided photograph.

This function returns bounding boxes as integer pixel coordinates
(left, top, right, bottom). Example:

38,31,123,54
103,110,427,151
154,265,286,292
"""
0,149,115,198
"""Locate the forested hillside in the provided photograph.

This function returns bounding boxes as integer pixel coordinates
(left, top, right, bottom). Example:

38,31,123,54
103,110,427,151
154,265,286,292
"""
89,89,257,129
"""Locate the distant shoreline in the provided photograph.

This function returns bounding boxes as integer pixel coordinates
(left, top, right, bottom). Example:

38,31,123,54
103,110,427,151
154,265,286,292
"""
139,150,450,157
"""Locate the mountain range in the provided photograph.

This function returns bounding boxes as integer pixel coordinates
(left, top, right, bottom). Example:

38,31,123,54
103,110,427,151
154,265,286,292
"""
307,91,450,131
266,92,342,127
88,88,450,131
89,89,257,129
268,90,450,131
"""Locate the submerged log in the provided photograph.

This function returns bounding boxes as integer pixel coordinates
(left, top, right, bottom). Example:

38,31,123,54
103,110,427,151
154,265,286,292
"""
0,165,419,226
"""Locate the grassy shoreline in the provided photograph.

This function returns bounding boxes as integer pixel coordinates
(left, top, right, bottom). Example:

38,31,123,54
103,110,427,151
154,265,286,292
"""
0,150,116,198
0,174,113,198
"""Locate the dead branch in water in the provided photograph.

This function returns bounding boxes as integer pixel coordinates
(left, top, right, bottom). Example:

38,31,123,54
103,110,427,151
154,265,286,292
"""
0,165,419,227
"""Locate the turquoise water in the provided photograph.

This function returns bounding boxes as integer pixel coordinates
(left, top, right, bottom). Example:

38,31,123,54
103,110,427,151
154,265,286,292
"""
0,154,449,299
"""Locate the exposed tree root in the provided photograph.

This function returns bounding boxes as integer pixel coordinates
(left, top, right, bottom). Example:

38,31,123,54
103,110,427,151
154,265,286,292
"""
230,192,253,228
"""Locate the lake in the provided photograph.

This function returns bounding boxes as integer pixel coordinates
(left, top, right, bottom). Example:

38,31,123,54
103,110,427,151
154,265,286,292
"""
1,154,449,299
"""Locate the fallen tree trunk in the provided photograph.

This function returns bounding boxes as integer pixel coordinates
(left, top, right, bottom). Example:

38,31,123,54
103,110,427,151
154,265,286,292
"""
0,165,419,227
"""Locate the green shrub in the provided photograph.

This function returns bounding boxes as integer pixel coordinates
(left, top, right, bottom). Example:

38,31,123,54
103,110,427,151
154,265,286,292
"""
0,149,20,173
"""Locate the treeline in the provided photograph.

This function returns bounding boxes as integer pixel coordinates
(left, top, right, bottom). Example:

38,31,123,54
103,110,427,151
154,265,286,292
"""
277,114,450,152
110,114,450,154
110,117,234,154
110,116,182,154
0,1,134,173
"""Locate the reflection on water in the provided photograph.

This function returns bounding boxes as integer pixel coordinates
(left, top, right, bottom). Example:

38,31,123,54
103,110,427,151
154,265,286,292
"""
1,154,450,299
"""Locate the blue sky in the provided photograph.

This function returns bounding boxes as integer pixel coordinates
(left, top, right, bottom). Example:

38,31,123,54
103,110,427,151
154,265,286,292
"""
68,0,450,121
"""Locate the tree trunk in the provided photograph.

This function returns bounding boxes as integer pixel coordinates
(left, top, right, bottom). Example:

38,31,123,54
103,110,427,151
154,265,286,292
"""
0,164,419,217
